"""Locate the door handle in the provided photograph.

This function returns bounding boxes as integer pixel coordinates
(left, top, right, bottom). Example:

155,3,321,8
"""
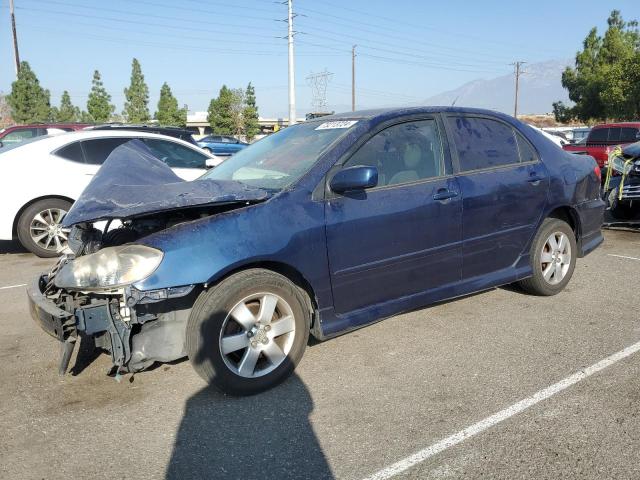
433,189,458,201
527,171,542,185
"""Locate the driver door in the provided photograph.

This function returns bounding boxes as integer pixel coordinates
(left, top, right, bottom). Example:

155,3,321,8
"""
325,118,463,314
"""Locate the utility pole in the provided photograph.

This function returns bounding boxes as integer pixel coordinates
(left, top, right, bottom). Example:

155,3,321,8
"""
511,61,526,118
9,0,20,75
351,45,357,112
287,0,296,125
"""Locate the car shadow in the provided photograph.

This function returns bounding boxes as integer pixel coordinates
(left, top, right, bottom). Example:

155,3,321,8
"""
166,309,333,480
0,240,28,255
165,374,333,480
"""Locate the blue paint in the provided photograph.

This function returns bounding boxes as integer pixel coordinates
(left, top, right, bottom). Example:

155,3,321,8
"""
91,107,603,339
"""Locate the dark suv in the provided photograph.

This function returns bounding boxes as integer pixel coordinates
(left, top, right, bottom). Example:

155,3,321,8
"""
89,125,197,145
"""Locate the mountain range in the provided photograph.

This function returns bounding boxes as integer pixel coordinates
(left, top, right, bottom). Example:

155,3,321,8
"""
421,59,572,115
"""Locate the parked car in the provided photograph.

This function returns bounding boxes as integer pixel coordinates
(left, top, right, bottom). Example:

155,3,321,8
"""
0,130,221,257
528,125,567,147
88,124,197,145
27,107,604,395
570,127,591,143
563,122,640,168
197,135,248,155
0,123,90,148
603,141,640,220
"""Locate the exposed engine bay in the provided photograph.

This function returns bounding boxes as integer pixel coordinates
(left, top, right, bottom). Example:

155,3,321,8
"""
29,139,273,377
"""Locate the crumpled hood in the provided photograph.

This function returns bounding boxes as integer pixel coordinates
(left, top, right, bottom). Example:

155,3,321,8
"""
62,139,270,227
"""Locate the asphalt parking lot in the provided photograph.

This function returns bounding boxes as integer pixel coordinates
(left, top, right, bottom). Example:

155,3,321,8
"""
1,228,640,480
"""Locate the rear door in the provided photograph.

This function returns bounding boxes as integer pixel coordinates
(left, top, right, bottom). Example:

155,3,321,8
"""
325,117,462,314
445,115,549,280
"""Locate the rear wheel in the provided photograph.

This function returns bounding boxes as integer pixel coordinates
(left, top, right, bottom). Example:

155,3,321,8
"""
202,147,213,154
518,218,577,296
17,198,72,257
186,269,310,395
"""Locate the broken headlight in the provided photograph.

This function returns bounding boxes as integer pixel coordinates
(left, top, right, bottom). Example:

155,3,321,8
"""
54,245,163,290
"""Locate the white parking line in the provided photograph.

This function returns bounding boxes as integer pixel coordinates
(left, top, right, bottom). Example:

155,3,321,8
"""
0,283,27,291
608,254,640,261
361,340,640,480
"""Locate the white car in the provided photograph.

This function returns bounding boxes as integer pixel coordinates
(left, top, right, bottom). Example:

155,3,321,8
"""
0,130,222,257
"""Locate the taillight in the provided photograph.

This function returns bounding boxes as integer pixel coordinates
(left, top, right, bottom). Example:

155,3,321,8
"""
594,165,601,181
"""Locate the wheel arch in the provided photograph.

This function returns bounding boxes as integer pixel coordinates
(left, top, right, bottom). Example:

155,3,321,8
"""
547,205,581,239
206,260,320,331
12,195,75,236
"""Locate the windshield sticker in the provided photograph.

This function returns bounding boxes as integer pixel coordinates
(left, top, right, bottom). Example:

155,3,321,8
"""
315,120,358,130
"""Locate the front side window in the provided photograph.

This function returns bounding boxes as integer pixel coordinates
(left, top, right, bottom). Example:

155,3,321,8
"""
608,127,621,142
620,127,640,143
344,119,444,187
447,116,519,172
141,139,207,169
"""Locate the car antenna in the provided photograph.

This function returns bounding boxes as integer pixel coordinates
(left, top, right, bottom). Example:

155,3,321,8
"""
451,96,459,107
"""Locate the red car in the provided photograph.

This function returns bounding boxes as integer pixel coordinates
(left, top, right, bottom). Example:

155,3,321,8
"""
563,122,640,168
0,123,90,148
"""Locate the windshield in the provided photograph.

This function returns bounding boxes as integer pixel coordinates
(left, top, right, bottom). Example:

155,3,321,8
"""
202,121,356,189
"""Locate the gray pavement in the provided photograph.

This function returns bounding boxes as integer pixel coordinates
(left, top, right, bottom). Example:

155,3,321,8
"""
0,230,639,479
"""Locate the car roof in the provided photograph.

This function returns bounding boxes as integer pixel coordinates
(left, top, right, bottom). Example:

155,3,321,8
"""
592,122,640,129
0,129,212,156
308,106,518,127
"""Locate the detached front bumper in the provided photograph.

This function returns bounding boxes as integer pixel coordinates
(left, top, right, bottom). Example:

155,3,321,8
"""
27,275,74,342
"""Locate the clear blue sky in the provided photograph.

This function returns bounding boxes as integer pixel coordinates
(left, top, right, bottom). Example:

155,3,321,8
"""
1,0,638,118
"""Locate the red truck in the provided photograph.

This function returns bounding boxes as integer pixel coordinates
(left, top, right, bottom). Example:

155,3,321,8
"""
563,122,640,168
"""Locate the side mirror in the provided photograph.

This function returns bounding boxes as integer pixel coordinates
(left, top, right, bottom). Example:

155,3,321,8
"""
330,165,378,193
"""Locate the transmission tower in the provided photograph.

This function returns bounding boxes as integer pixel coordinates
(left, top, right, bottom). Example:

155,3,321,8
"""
306,69,333,113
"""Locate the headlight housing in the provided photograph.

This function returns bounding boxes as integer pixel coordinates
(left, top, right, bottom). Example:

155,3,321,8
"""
54,245,163,290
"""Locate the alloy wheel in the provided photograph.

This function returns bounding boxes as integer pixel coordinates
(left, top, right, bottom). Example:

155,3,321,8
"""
29,208,68,253
540,231,572,285
219,292,296,378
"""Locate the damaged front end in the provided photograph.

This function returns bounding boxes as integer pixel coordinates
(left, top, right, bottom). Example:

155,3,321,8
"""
28,249,199,376
603,141,640,220
27,140,271,376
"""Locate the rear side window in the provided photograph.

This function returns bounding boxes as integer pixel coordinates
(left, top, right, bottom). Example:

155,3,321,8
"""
516,133,538,163
56,141,84,163
447,116,519,171
140,139,207,169
588,128,608,143
81,138,132,165
2,128,38,144
608,128,621,142
620,127,640,143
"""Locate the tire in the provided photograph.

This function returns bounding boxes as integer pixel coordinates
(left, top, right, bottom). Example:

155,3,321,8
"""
608,188,635,220
203,147,213,154
17,198,72,258
186,269,310,395
518,218,577,296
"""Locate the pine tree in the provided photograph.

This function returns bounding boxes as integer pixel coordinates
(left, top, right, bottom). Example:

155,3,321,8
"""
6,61,51,123
155,82,186,127
554,10,640,122
0,93,13,128
207,85,236,135
123,58,150,123
55,91,80,122
243,82,259,141
87,70,114,123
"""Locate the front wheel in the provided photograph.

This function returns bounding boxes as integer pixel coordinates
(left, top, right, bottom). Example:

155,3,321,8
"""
518,218,577,296
186,269,310,395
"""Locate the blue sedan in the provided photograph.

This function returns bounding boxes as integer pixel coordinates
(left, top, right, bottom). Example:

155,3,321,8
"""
197,134,248,156
28,107,604,395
